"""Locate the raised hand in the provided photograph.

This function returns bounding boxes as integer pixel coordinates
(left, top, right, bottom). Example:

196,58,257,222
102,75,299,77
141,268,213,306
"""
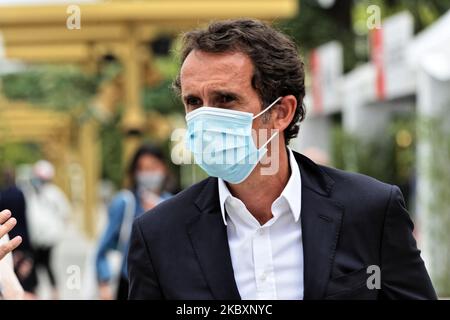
0,210,22,261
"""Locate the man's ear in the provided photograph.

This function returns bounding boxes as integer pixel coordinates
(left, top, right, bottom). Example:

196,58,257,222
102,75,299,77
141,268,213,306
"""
273,95,297,132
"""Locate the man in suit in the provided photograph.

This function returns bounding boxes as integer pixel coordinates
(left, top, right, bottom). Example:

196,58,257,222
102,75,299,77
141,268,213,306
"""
128,19,436,300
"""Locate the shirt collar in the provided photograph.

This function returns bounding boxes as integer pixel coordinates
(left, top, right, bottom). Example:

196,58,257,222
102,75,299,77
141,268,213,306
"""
218,147,302,225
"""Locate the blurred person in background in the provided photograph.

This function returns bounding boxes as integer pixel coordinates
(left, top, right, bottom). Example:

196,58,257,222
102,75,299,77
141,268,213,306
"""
23,160,71,300
0,167,38,296
0,209,24,300
96,144,172,300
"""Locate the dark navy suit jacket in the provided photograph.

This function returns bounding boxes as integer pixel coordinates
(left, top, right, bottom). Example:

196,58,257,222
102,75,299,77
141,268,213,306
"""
128,152,437,300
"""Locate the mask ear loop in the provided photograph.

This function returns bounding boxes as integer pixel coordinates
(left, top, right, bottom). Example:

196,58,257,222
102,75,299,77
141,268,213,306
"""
260,129,279,150
253,96,282,119
254,128,279,165
253,97,282,151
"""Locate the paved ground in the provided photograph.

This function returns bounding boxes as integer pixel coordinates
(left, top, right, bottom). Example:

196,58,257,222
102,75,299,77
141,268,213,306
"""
34,204,121,300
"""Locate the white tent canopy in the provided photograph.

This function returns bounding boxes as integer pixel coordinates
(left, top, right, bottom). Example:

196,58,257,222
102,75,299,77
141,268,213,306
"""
407,9,450,81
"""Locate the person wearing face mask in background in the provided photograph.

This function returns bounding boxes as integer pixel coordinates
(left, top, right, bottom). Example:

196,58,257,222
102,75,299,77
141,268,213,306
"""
22,160,71,300
95,144,172,300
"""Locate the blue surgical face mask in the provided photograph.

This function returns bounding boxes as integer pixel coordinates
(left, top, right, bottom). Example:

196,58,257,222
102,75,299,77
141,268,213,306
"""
31,177,46,189
185,97,282,184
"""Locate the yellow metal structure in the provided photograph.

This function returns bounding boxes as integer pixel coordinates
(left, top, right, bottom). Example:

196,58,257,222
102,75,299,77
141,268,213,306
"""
0,100,71,193
0,1,297,25
0,99,101,236
0,0,298,237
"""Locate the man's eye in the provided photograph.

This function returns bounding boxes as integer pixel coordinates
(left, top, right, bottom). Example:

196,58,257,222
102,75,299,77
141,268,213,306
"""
218,95,235,104
187,97,201,107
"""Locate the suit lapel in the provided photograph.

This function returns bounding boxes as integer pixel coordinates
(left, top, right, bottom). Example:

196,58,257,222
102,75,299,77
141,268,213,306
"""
301,187,344,299
187,178,241,300
295,152,344,300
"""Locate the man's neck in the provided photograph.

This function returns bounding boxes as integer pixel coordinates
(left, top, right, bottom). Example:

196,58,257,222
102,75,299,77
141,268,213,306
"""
227,146,290,225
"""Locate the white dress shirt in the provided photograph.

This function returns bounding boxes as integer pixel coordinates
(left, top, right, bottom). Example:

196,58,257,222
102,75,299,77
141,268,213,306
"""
218,148,304,300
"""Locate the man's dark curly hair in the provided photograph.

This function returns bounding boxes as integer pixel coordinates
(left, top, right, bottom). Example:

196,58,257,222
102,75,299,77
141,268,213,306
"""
173,18,306,144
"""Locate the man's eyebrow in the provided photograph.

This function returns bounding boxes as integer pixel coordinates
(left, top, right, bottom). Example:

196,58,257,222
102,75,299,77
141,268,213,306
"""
211,90,242,101
183,91,242,102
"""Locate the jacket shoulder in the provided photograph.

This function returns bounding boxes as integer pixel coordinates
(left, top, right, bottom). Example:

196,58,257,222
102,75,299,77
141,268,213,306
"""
319,165,396,216
321,165,392,194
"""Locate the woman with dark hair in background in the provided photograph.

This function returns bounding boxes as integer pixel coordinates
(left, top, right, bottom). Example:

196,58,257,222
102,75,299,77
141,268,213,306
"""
95,144,172,300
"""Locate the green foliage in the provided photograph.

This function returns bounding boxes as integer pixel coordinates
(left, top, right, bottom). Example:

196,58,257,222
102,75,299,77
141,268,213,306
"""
0,142,42,166
331,115,416,190
0,142,42,187
277,0,448,71
99,114,124,188
98,61,123,83
331,125,395,184
417,115,450,296
154,55,180,80
276,0,357,71
142,54,184,115
1,65,99,111
142,78,184,115
0,59,184,187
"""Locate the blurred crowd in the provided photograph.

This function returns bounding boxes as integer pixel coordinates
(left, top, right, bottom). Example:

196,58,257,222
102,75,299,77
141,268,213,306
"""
0,143,173,300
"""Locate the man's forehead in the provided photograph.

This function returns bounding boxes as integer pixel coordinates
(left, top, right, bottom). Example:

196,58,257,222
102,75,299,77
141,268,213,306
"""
180,50,253,89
